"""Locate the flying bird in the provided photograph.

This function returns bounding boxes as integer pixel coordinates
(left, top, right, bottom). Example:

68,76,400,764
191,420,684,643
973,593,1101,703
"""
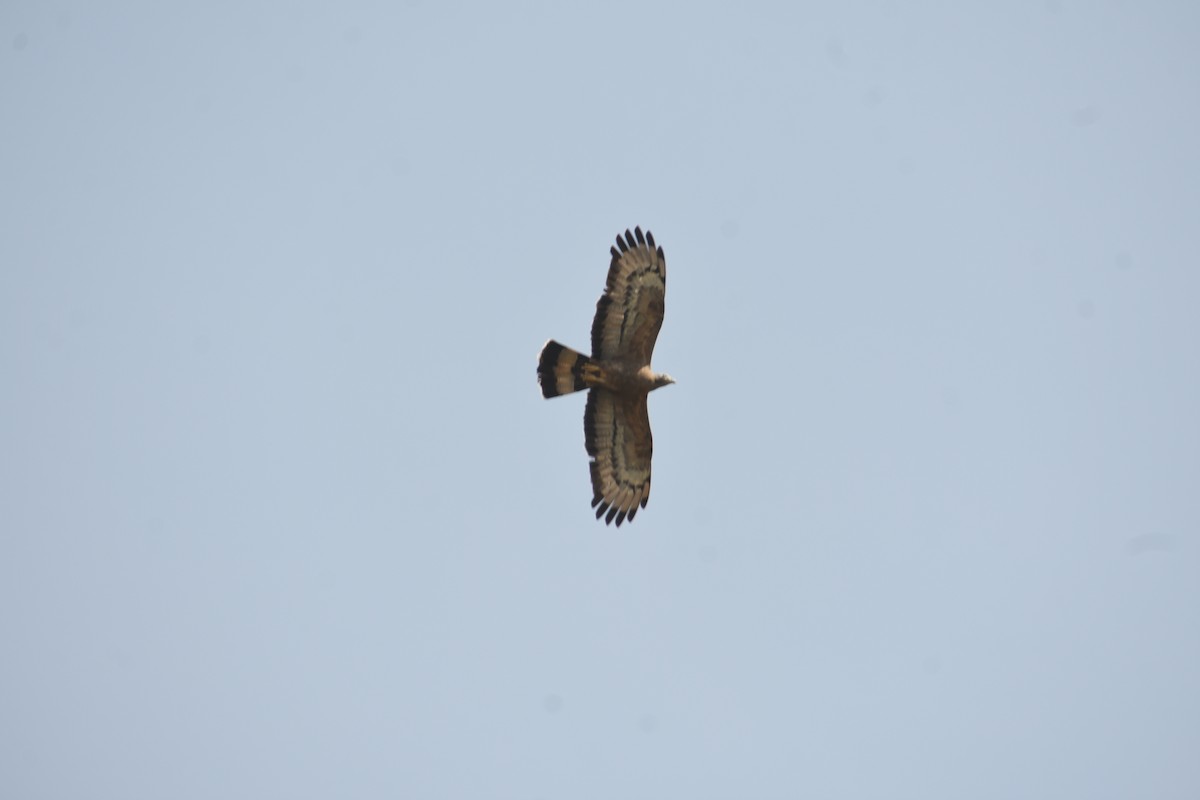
537,227,674,527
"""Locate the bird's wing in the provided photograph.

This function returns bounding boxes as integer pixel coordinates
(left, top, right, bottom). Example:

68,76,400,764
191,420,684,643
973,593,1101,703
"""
584,388,653,527
590,227,666,366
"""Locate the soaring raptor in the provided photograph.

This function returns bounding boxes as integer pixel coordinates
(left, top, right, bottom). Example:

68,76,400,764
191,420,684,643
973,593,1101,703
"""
537,227,674,526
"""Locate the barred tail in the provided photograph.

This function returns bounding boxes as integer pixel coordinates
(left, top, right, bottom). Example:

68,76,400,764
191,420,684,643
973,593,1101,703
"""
538,340,599,398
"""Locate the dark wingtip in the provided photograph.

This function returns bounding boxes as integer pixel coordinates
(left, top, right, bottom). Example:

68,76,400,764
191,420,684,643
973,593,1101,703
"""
605,505,619,525
624,229,636,249
614,509,628,527
634,227,646,246
595,501,610,520
646,230,656,249
615,233,628,253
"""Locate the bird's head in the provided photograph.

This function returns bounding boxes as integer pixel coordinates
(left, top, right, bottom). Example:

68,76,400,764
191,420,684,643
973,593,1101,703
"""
653,373,676,390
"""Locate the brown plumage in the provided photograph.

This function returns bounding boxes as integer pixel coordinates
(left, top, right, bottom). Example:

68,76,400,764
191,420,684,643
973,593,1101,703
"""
537,227,674,527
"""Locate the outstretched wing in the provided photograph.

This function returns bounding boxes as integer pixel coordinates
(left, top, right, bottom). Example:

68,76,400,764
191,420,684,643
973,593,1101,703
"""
584,388,653,527
590,227,667,366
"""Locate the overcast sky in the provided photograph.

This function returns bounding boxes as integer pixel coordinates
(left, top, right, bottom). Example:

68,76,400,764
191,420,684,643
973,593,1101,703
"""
3,2,1198,798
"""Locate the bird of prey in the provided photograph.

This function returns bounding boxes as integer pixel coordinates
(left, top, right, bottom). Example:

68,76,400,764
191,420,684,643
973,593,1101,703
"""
537,227,674,526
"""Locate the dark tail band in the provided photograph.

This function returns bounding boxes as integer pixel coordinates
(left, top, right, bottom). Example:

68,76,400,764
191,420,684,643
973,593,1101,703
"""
537,340,593,398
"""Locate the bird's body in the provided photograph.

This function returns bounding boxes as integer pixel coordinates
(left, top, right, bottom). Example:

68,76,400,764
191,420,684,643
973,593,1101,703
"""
537,227,673,527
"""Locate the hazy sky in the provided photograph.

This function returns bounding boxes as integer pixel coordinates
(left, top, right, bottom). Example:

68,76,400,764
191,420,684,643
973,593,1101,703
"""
3,2,1198,798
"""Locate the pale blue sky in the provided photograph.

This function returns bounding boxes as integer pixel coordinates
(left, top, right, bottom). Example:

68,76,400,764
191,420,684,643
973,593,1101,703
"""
3,2,1198,798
